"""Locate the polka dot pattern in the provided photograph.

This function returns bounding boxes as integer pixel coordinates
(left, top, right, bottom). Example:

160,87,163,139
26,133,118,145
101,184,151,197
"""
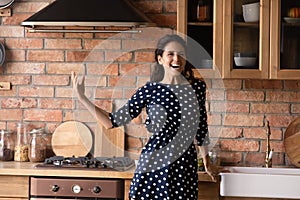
110,80,210,200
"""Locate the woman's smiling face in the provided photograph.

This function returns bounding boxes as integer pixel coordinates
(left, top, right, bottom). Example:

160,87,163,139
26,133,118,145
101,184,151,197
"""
157,41,186,75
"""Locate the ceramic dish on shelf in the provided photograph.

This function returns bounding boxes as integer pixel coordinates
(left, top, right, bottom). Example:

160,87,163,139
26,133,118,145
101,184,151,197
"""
0,42,5,66
284,17,300,24
234,57,256,67
234,53,256,67
242,2,260,22
0,0,14,9
199,59,213,68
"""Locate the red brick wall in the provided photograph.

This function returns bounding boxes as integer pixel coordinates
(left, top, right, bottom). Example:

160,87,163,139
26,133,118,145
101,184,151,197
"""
0,0,299,167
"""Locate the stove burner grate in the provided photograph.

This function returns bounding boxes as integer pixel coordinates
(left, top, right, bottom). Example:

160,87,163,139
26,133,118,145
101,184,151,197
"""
39,156,135,171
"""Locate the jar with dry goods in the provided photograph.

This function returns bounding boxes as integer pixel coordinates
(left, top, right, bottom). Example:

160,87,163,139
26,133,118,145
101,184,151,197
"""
29,129,47,162
14,122,29,162
43,132,55,158
0,130,14,161
197,0,211,21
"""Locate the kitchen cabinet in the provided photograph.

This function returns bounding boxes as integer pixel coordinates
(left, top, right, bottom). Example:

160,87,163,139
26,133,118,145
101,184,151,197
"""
177,0,300,79
0,176,218,200
177,0,223,79
0,175,28,199
222,0,270,79
198,180,219,200
122,176,220,200
0,162,219,200
269,0,300,79
0,161,134,199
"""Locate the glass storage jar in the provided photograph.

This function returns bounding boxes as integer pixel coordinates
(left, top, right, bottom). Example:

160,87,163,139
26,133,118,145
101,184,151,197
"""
0,130,14,161
209,141,221,166
14,122,29,162
197,0,211,21
42,132,55,158
29,129,47,162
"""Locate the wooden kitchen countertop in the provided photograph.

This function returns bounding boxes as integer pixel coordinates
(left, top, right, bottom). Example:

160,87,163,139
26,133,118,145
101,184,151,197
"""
0,161,214,181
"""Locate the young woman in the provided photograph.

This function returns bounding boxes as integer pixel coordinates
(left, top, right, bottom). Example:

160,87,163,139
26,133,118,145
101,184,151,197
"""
72,34,215,200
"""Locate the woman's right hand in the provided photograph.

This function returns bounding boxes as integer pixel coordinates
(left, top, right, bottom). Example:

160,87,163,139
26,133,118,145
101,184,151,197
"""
71,72,112,129
71,71,86,100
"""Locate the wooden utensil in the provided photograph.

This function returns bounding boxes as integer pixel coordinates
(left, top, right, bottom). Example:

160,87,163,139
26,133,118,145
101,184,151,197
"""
284,117,300,167
52,121,93,157
93,125,124,157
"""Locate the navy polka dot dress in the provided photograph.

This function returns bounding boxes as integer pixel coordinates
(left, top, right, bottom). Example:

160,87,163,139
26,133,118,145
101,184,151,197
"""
110,80,210,200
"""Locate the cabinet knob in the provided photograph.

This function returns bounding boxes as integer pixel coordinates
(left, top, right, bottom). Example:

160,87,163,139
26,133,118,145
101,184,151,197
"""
72,184,81,194
51,184,60,192
93,186,102,194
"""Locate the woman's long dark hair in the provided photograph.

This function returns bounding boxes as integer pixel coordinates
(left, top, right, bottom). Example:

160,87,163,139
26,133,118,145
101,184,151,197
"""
150,34,197,84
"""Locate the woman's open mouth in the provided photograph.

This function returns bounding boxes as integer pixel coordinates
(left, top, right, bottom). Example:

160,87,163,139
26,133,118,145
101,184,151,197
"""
170,64,180,69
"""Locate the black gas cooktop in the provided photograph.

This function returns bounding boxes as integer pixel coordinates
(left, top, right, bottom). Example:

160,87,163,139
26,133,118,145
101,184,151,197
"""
35,156,135,171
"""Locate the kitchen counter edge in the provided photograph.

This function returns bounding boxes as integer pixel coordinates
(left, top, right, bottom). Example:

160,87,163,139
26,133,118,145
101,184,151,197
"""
0,161,214,181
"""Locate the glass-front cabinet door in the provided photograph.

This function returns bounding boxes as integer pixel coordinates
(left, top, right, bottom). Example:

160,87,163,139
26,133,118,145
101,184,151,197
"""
177,0,300,80
223,0,270,79
177,0,223,79
270,0,300,79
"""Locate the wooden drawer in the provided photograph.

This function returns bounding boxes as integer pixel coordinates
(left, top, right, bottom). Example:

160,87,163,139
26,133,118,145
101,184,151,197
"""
198,181,220,200
0,176,29,198
124,179,220,200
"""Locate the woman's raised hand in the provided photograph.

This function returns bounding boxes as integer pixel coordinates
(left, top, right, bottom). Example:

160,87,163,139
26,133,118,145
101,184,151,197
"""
71,71,86,100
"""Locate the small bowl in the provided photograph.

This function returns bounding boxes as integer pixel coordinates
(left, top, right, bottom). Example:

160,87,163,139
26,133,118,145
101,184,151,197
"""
242,2,260,22
234,57,256,67
234,53,256,66
199,59,213,68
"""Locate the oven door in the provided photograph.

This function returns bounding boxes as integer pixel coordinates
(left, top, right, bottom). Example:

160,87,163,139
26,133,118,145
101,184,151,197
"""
30,177,124,199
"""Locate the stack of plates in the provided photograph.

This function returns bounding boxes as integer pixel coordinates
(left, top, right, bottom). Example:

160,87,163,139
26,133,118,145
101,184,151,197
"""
0,42,5,66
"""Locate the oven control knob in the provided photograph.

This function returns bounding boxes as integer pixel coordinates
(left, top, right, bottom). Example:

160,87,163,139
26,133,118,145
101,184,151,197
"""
93,186,102,194
51,185,60,192
72,184,81,194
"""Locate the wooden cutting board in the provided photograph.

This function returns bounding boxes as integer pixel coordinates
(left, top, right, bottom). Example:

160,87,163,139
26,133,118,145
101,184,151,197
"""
284,117,300,167
93,124,124,157
52,121,93,157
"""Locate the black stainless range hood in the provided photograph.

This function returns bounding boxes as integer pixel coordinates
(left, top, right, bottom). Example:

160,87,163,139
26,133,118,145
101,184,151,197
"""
21,0,155,32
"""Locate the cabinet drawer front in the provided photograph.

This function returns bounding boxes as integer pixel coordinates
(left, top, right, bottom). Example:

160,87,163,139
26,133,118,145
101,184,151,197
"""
0,176,29,198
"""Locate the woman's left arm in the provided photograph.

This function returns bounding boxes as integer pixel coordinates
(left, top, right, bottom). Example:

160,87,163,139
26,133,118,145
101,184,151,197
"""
195,81,216,182
199,145,217,182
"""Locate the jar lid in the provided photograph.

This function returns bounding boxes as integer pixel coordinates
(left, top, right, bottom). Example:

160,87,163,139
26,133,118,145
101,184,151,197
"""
0,130,12,135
